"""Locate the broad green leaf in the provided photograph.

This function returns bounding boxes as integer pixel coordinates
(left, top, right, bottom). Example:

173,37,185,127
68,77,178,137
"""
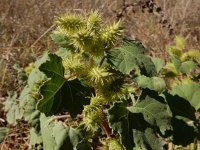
19,86,40,131
68,128,82,148
76,140,92,150
34,52,49,68
162,63,178,77
170,55,181,72
37,53,91,117
128,113,151,132
20,59,45,129
128,95,172,133
171,118,197,146
133,128,165,150
53,122,72,150
107,101,133,150
60,79,92,118
151,57,165,74
40,114,71,150
27,68,46,89
171,82,200,110
56,47,71,59
54,123,92,150
136,75,166,92
18,60,45,135
68,127,92,150
29,111,41,131
163,92,196,121
37,54,66,115
4,92,22,125
0,127,8,143
107,40,156,76
13,64,27,84
40,114,57,150
122,38,146,53
51,33,73,49
179,61,197,74
40,114,91,150
29,128,43,149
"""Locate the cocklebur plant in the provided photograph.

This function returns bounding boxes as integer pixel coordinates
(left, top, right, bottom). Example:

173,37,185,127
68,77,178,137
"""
3,11,200,150
162,35,200,87
167,36,200,62
54,11,122,57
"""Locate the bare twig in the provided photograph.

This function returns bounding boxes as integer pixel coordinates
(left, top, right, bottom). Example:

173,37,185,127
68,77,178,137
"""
30,24,56,48
0,64,8,90
168,142,173,150
64,74,76,81
52,114,83,121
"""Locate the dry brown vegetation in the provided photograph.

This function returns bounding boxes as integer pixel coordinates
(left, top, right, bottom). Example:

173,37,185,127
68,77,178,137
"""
0,0,200,149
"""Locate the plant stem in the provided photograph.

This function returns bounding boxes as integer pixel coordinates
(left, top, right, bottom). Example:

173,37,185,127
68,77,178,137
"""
52,114,83,121
99,109,112,138
99,52,107,67
168,142,173,150
64,74,76,81
89,55,94,67
101,120,112,138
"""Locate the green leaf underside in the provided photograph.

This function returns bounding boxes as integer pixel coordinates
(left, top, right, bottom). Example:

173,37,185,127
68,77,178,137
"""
151,57,165,74
136,75,166,92
34,52,50,68
19,55,48,130
53,123,72,150
122,39,146,53
40,114,91,150
128,96,172,133
56,47,71,59
4,92,22,125
180,61,196,74
19,71,43,129
107,40,156,76
133,128,165,150
29,128,43,149
51,33,72,48
40,114,61,150
170,55,181,72
27,68,46,89
171,82,200,110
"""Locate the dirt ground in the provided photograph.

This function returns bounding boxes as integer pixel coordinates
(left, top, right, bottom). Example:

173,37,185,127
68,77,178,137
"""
0,0,200,149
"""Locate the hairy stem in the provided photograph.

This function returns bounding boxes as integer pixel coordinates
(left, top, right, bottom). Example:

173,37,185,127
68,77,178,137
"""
98,109,112,138
101,119,112,138
89,55,94,67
